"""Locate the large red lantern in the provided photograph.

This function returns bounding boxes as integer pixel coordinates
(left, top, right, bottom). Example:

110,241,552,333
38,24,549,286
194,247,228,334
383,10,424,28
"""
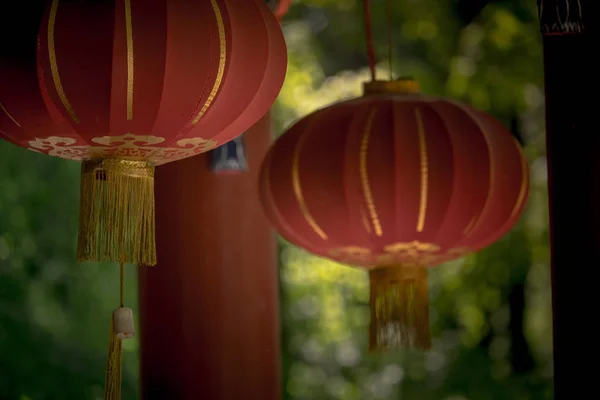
0,0,286,398
259,79,529,350
1,0,286,265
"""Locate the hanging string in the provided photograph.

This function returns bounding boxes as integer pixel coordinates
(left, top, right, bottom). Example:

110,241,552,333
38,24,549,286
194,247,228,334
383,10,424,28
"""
120,262,124,308
363,0,377,81
386,0,393,80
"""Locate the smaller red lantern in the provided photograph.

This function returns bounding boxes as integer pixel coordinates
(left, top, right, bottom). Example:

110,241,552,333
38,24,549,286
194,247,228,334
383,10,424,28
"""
259,79,529,350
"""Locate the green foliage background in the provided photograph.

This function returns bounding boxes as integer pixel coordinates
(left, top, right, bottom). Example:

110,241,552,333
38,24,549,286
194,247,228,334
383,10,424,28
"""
0,0,551,399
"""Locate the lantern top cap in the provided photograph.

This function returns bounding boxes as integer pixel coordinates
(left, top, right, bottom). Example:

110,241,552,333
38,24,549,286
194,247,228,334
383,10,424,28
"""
363,78,420,95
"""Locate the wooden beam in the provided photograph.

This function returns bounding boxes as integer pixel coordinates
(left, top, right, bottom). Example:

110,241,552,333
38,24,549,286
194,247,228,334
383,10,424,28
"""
538,1,594,398
139,114,281,399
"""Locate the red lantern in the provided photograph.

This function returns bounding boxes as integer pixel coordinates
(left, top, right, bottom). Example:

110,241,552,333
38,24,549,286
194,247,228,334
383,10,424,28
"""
0,0,286,265
259,79,529,350
0,1,286,398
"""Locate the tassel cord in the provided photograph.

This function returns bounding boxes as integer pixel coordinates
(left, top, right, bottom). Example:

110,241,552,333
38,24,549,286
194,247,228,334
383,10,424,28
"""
363,0,377,81
386,0,393,80
120,262,124,308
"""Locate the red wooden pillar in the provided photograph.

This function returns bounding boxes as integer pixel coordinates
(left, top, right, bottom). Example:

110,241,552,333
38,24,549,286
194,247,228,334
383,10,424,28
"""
138,113,281,399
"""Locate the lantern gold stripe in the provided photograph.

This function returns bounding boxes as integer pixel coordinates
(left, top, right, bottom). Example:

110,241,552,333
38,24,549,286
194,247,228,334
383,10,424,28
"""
359,205,372,234
360,108,383,236
48,0,80,124
415,108,428,232
124,0,134,120
0,102,21,127
191,0,227,125
265,153,314,247
463,215,477,235
292,130,328,240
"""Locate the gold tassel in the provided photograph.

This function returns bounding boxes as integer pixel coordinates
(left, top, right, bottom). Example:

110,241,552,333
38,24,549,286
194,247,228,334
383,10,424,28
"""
104,262,134,400
78,159,156,266
368,264,431,351
104,317,123,400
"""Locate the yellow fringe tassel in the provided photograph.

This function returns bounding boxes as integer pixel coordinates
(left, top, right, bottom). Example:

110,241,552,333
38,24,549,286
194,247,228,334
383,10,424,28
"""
78,159,156,266
369,264,431,351
104,318,123,400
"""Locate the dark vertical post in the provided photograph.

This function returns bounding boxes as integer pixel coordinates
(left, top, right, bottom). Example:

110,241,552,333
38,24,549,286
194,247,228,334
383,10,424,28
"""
138,114,281,399
538,1,595,398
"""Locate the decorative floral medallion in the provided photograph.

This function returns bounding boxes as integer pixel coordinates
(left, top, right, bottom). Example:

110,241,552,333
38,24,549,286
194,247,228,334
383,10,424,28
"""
28,133,218,165
329,241,472,267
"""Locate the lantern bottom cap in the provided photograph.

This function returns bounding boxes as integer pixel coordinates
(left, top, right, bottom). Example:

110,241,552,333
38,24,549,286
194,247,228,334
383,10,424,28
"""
77,158,157,266
368,264,431,351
